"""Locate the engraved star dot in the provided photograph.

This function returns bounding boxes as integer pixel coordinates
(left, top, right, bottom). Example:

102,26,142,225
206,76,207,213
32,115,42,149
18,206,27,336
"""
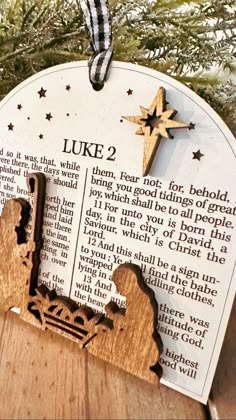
17,104,22,110
46,113,52,121
66,85,71,91
193,150,204,161
8,123,14,131
39,134,44,139
122,86,192,176
127,89,133,96
189,122,195,130
38,87,47,98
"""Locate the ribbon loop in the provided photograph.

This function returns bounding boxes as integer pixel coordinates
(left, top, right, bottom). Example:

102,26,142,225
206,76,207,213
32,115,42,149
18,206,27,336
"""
79,0,113,90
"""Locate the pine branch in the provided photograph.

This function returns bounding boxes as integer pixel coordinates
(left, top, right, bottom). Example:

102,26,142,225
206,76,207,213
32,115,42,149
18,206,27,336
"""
0,0,235,133
0,45,32,63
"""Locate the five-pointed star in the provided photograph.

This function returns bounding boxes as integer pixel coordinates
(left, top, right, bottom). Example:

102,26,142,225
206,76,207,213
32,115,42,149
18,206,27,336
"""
193,149,204,161
123,87,191,176
46,112,52,121
38,87,47,98
8,123,14,131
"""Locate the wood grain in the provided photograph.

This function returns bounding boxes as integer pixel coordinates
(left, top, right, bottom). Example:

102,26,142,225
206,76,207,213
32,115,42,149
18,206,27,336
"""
0,198,34,311
88,263,162,383
0,173,46,328
210,298,236,419
0,311,88,420
2,241,162,384
0,311,206,420
123,87,191,176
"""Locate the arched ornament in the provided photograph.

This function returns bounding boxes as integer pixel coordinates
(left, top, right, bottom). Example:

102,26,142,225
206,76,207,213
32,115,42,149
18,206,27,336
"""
0,61,235,403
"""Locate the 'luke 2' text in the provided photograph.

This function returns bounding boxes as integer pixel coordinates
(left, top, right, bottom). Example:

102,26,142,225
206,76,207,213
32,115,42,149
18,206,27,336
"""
62,139,116,161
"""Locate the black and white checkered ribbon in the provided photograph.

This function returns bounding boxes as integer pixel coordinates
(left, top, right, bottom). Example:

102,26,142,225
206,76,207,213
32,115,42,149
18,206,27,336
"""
79,0,113,90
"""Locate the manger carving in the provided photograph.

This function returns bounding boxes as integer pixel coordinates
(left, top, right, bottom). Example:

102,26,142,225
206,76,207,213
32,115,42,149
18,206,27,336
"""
0,173,162,384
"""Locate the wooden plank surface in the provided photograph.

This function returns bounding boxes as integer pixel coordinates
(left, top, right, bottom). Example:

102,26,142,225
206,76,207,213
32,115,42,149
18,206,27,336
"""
0,311,206,420
210,298,236,420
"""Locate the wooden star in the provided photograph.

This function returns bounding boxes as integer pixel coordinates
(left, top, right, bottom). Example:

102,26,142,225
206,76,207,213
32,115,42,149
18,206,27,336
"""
46,113,52,121
123,87,192,176
38,87,47,98
193,150,204,161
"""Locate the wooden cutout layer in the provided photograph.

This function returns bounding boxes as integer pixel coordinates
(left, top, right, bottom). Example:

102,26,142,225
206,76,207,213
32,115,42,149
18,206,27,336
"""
30,263,163,383
0,174,162,384
0,172,45,327
123,87,192,176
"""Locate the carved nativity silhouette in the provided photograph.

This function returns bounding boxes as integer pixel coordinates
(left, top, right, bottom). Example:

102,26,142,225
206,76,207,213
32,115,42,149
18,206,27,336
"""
0,173,162,384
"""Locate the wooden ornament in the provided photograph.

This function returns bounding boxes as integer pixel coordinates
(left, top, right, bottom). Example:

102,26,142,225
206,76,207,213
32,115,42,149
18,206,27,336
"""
123,86,192,176
87,263,163,383
0,61,235,403
0,178,162,383
29,263,162,383
0,173,46,326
